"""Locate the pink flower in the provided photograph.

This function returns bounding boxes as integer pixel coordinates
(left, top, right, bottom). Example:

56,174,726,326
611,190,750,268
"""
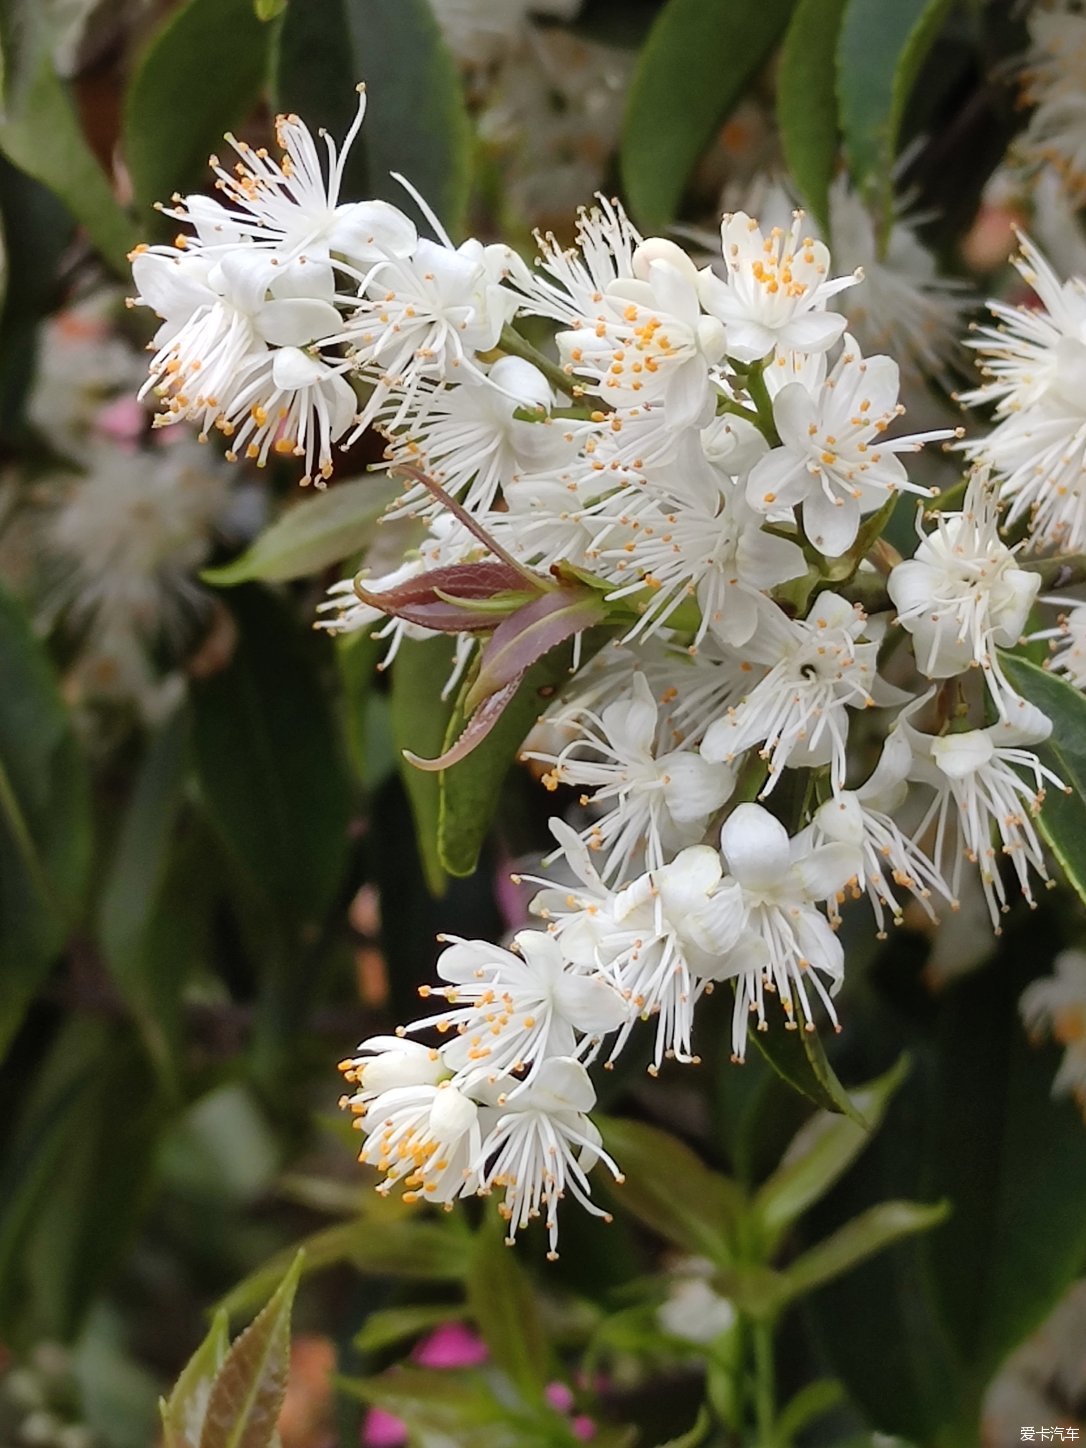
412,1321,489,1369
361,1406,407,1447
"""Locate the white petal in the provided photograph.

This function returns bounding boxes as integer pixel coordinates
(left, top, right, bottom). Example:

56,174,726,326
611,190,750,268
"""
257,297,342,346
719,804,791,891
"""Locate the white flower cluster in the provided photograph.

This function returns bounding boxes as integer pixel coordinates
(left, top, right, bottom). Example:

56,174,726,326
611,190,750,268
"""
132,97,1086,1251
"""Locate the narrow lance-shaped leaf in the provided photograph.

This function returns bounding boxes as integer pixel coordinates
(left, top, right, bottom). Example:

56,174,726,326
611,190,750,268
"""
753,1056,910,1246
161,1309,230,1448
778,1199,949,1305
776,0,849,230
596,1115,744,1265
621,0,797,230
198,1251,304,1448
750,1019,866,1125
202,477,399,586
465,1215,550,1401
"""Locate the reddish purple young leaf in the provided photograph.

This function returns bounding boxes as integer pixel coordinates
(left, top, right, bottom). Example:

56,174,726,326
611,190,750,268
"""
354,560,532,632
404,676,524,772
466,589,607,713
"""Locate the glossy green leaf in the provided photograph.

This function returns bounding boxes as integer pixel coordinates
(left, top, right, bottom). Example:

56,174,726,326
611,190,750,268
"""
1001,653,1086,906
598,1115,743,1265
0,1024,163,1342
99,708,193,1083
0,585,90,1058
776,0,849,229
0,158,71,441
466,1217,549,1400
124,0,271,214
837,0,952,206
751,1021,865,1124
199,1252,303,1448
621,0,796,230
204,477,399,587
190,586,352,931
438,634,606,879
781,1199,948,1303
161,1309,230,1448
0,55,134,272
353,1305,463,1356
389,635,458,896
276,0,471,234
753,1056,908,1246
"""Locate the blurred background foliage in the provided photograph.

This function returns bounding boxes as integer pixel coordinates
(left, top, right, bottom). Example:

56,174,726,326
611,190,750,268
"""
0,0,1084,1445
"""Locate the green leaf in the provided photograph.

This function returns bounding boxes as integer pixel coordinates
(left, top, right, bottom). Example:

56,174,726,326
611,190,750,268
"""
161,1309,230,1448
753,1056,909,1247
338,1369,513,1444
750,1021,866,1124
190,586,352,930
774,1380,844,1441
124,0,271,215
99,708,194,1084
353,1305,463,1356
0,1025,163,1342
203,477,399,586
276,0,471,235
219,1209,471,1319
597,1115,744,1264
837,0,952,209
620,0,796,230
1001,653,1086,906
390,635,458,896
438,634,605,878
466,1216,549,1401
254,0,286,17
776,0,849,230
652,1406,712,1448
0,56,134,272
0,157,71,441
0,584,90,1058
199,1252,303,1448
780,1199,948,1304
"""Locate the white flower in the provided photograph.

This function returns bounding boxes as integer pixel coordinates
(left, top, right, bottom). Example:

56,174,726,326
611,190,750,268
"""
217,346,357,485
705,804,859,1061
700,592,880,793
339,1035,447,1102
959,232,1086,551
590,428,807,649
382,356,574,519
43,439,230,641
1019,6,1086,203
808,760,952,936
888,469,1040,708
168,87,417,274
1034,595,1086,689
658,1261,737,1345
429,0,581,69
697,211,860,364
350,1078,482,1204
340,235,522,432
473,1057,622,1258
526,673,736,880
529,820,739,1069
406,929,628,1090
827,175,969,385
903,706,1065,930
746,336,949,556
132,247,344,440
1021,949,1086,1112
